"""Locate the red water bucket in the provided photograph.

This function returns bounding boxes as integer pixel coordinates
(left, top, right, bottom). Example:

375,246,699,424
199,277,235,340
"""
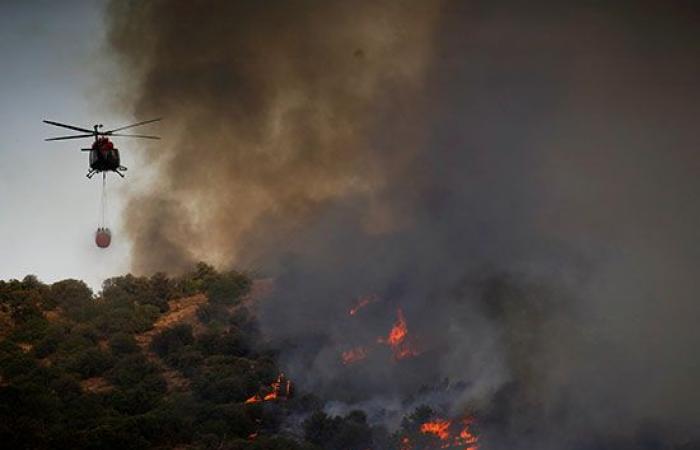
95,228,111,248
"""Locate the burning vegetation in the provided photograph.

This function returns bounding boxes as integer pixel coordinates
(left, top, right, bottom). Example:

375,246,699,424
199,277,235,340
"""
342,301,422,365
341,346,369,365
377,308,422,361
349,294,380,316
399,408,479,450
421,418,478,450
245,372,294,403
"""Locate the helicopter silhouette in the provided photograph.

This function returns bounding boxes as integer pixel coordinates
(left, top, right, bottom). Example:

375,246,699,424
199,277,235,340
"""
44,118,161,178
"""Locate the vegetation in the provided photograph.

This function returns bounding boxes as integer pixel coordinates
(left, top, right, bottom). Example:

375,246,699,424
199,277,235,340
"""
0,265,397,450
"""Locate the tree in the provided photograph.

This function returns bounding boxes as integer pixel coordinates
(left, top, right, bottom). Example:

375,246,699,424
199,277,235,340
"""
150,324,194,358
304,411,341,448
108,354,161,388
109,332,140,356
65,348,113,379
302,410,373,450
47,279,93,315
33,324,66,358
102,274,169,312
206,271,251,305
196,303,230,325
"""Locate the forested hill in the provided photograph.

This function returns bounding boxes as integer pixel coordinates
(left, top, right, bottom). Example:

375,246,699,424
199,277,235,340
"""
0,264,384,450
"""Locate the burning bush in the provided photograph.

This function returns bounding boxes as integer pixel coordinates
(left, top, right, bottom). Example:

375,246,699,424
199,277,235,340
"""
397,406,478,450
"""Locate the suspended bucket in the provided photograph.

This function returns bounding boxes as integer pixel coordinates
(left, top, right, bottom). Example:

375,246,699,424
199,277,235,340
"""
95,227,111,248
95,173,111,248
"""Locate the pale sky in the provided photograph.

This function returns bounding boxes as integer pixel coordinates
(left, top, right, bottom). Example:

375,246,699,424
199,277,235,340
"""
0,1,149,290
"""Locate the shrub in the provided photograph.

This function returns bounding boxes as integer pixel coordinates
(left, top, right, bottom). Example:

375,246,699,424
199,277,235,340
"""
9,315,49,342
65,348,114,379
34,324,68,353
108,333,140,356
196,303,229,325
164,347,204,377
150,324,194,358
108,354,161,388
303,410,372,450
205,271,251,305
171,262,218,297
217,328,249,357
192,370,247,404
0,352,37,380
47,279,93,313
106,383,165,416
194,403,254,439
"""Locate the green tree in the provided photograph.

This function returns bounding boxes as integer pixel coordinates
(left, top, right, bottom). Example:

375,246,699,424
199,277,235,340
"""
65,348,114,379
109,332,140,356
303,410,372,450
151,324,194,358
47,279,93,316
206,271,251,305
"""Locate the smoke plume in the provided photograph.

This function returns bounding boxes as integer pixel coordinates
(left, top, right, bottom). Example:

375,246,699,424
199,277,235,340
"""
109,1,700,448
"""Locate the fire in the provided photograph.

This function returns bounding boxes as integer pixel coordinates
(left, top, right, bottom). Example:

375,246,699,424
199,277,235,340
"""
378,308,421,360
341,305,421,365
383,308,408,345
244,394,263,404
456,418,478,449
421,419,451,440
401,416,478,450
244,373,293,404
349,294,379,315
342,346,369,365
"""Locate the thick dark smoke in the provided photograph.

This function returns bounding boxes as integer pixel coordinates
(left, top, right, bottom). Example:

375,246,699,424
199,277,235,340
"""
109,1,700,448
109,0,440,272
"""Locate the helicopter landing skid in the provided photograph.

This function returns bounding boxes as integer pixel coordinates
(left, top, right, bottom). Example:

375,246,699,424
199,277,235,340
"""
86,167,127,179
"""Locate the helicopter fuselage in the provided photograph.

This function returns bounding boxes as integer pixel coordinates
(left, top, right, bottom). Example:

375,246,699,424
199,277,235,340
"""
84,137,126,178
88,137,120,172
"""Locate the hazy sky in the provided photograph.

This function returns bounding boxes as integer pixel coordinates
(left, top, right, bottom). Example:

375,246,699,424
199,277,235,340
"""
0,1,140,290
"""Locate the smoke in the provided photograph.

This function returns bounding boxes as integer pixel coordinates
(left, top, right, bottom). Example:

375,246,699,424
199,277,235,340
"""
109,1,700,448
108,0,440,272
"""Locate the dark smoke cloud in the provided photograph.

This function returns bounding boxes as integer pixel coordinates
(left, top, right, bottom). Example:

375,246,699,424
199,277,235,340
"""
109,1,700,448
109,0,441,272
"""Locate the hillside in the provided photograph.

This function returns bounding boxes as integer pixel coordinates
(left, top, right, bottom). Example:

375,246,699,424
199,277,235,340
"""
0,264,444,450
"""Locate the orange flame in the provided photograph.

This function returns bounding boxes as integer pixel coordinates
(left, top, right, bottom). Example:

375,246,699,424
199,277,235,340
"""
421,419,451,441
456,418,478,449
244,394,263,404
386,308,408,345
349,294,379,316
244,373,292,404
342,346,369,365
402,415,479,450
378,308,421,360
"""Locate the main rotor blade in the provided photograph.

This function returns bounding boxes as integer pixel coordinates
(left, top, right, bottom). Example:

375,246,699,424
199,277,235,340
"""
108,133,160,140
45,134,95,141
106,118,161,133
43,120,94,134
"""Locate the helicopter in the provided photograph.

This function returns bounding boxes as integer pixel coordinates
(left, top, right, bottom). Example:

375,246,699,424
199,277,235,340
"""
43,118,161,178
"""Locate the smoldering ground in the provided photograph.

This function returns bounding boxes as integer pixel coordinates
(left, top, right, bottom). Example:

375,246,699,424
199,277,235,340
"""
109,1,700,448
